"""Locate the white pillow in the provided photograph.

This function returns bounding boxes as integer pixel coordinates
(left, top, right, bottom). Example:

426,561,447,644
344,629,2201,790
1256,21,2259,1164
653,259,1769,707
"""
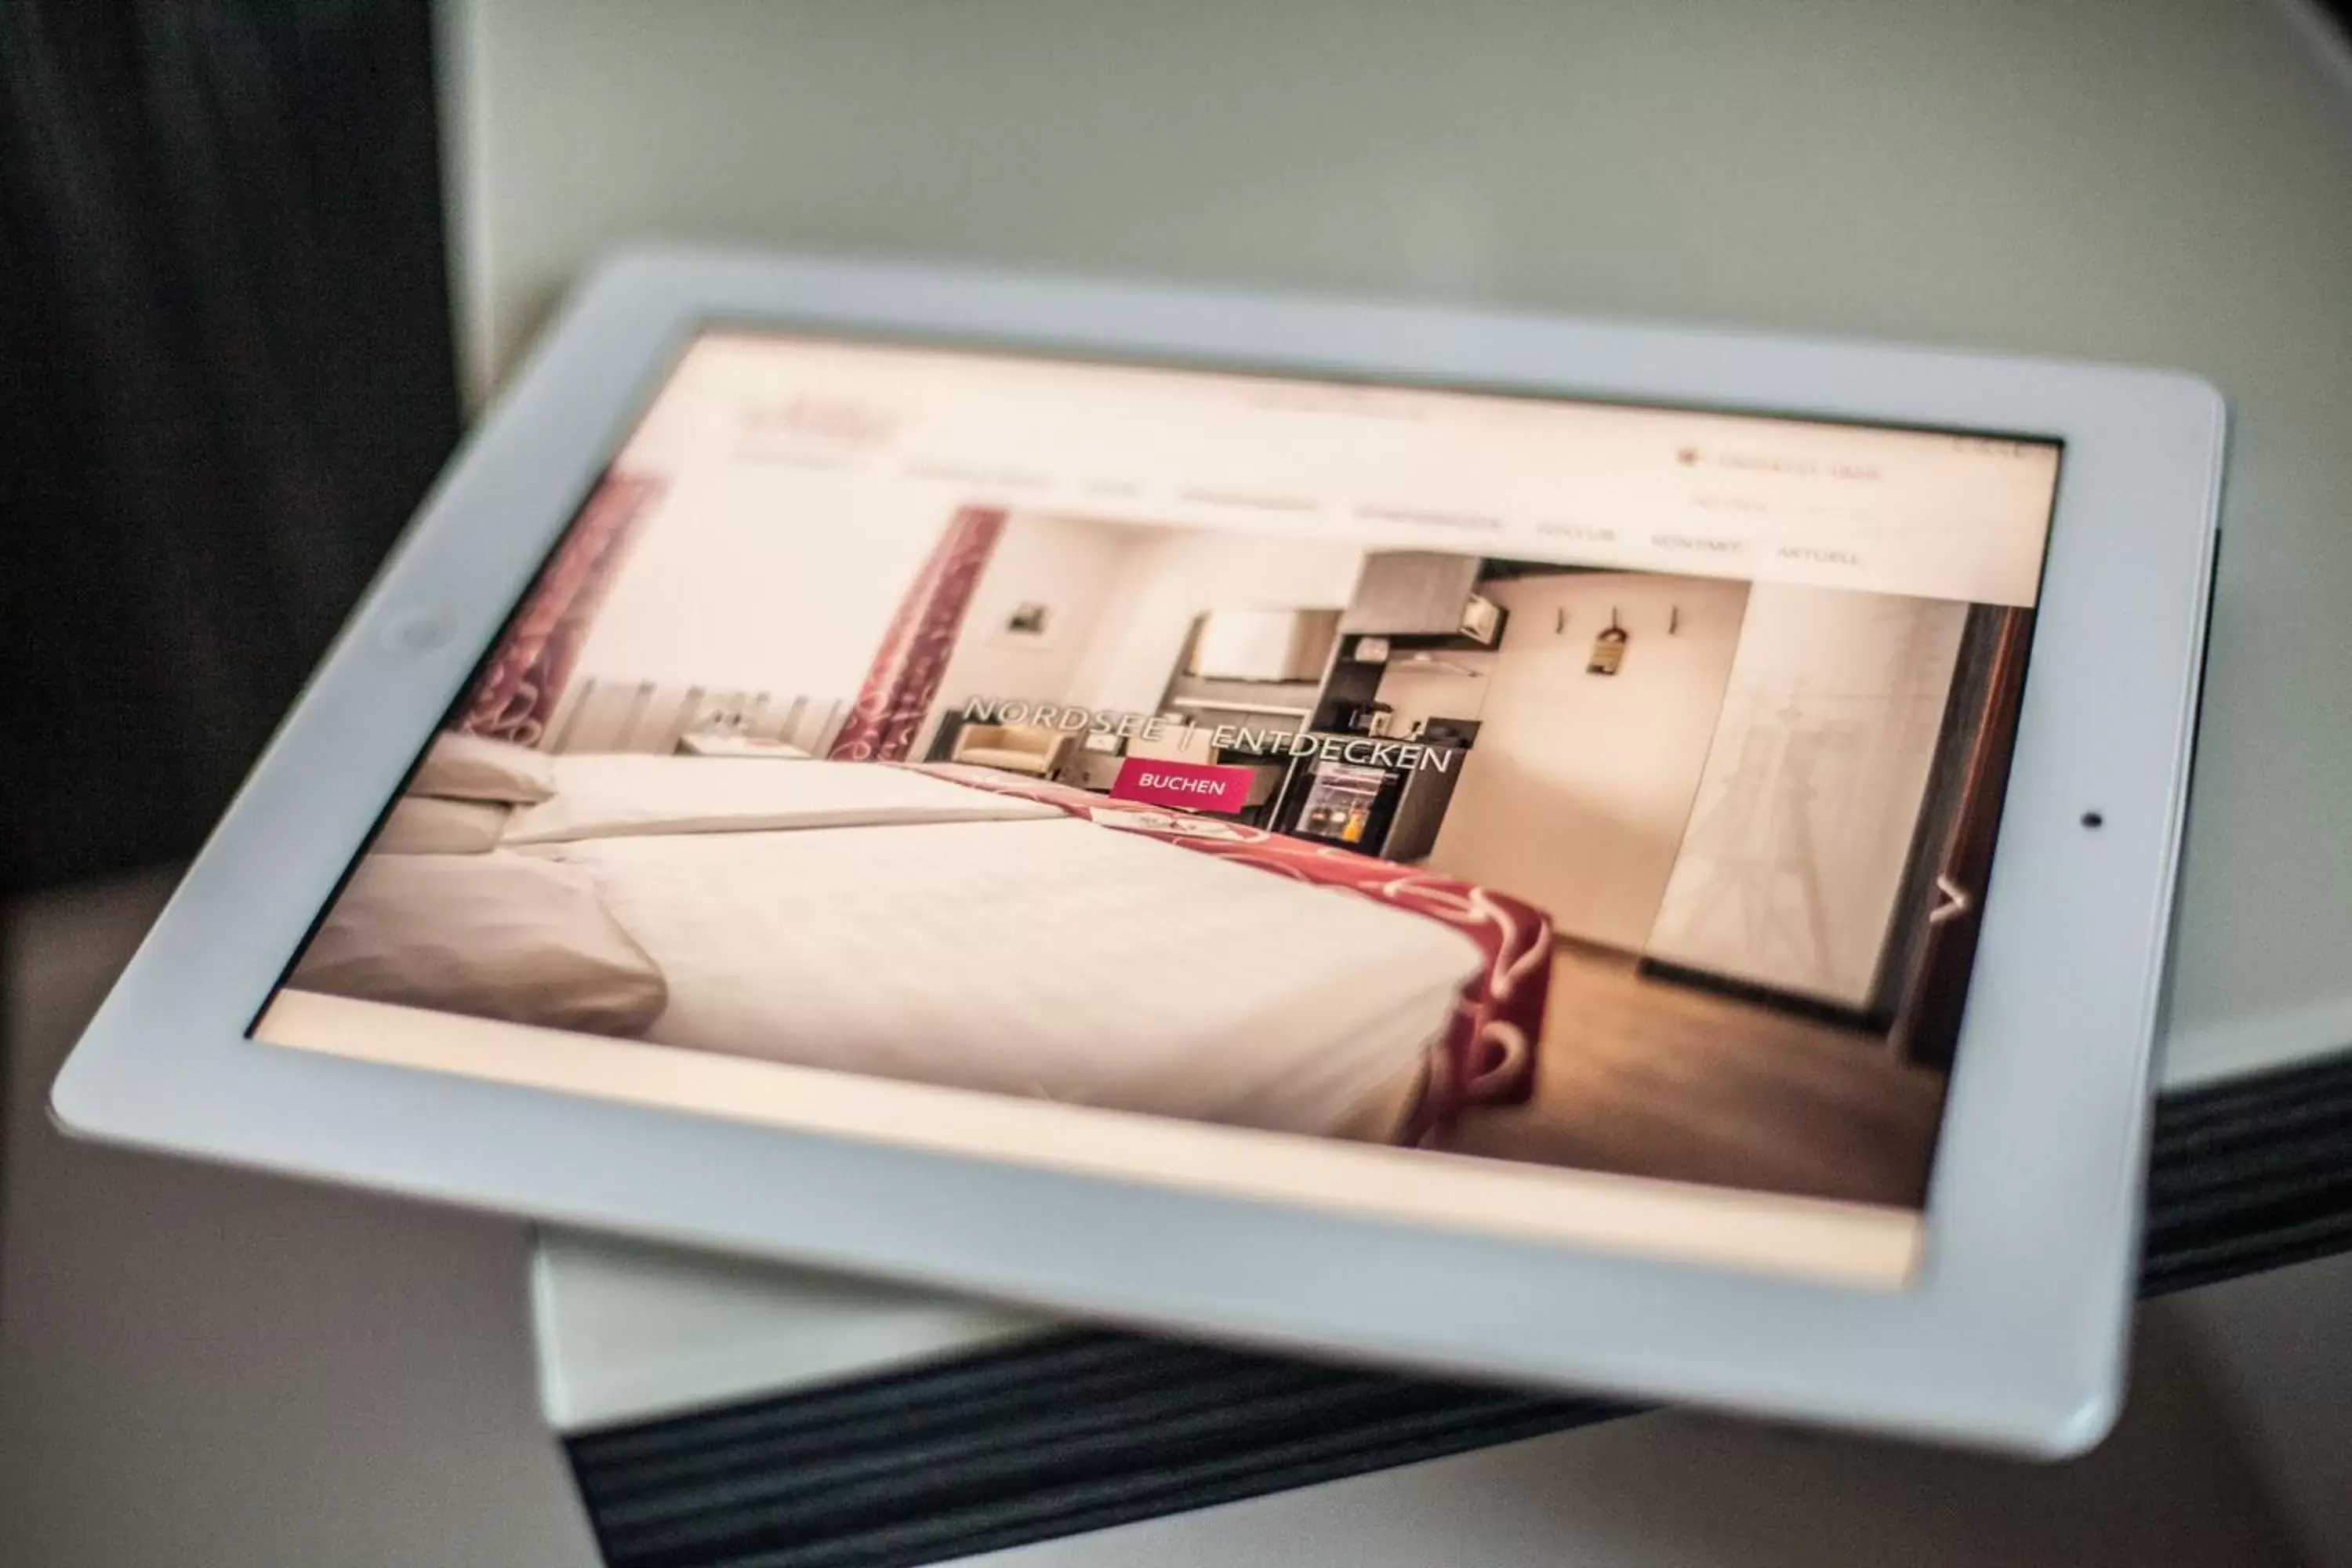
375,795,510,855
501,754,1062,845
411,731,556,804
292,851,667,1036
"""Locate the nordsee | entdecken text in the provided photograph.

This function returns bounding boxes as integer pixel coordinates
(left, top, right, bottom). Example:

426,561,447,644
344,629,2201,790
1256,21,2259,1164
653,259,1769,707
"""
961,698,1458,772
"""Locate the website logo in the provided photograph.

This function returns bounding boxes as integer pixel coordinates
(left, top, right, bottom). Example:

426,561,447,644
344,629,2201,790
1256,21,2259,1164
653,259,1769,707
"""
740,394,908,448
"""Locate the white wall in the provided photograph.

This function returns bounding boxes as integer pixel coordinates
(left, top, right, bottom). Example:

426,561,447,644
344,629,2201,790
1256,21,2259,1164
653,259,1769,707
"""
1647,586,1966,1008
579,476,1365,741
1428,573,1750,950
928,514,1157,730
933,518,1366,737
1070,532,1365,716
573,463,951,705
1374,654,1495,737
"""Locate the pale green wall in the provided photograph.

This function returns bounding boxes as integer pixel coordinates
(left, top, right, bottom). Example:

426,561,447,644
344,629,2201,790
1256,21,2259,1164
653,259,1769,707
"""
442,0,2352,1084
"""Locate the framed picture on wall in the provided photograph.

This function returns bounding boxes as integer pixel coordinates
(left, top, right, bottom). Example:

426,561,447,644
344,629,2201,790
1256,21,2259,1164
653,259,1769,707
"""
991,600,1059,649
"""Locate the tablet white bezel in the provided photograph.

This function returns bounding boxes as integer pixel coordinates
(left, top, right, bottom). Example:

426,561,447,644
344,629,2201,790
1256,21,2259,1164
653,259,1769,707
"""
52,248,2222,1454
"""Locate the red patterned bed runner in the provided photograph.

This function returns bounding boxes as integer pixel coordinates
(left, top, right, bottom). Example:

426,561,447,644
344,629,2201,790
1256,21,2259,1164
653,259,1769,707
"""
902,764,1552,1143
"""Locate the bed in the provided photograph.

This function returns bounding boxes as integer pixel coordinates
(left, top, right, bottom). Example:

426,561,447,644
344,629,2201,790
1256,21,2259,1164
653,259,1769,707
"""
299,752,1550,1145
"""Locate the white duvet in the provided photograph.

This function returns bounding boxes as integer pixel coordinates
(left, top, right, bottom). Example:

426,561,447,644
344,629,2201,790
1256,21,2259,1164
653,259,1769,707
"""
532,815,1483,1137
503,755,1062,844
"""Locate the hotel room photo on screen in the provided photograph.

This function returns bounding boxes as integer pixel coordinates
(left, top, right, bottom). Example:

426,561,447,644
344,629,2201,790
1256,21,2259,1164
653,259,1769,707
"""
257,331,2057,1234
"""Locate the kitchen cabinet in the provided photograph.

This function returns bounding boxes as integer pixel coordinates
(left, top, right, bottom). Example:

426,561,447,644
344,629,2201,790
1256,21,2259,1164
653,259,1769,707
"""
1341,553,1489,637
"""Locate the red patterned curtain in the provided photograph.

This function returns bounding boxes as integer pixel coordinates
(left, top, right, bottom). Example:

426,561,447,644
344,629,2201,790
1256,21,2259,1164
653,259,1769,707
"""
828,506,1007,761
459,471,659,746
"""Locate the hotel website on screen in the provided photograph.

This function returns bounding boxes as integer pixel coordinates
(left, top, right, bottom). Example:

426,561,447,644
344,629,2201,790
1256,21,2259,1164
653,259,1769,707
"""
256,332,2059,1287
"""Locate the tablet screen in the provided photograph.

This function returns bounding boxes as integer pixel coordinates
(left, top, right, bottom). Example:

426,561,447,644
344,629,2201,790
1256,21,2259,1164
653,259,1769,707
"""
256,330,2058,1288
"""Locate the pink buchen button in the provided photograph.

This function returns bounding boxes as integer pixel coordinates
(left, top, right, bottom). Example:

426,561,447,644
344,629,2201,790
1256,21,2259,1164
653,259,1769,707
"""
1109,757,1254,815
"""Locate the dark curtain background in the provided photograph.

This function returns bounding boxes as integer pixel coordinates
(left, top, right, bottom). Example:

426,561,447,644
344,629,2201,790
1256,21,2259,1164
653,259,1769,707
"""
0,0,457,894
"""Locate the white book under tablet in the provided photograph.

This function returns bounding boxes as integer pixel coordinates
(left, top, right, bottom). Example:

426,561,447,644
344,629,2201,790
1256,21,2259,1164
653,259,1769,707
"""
53,249,2222,1454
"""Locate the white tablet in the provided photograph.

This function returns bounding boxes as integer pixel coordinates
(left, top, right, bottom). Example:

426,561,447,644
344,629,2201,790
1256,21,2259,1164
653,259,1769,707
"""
54,249,2221,1454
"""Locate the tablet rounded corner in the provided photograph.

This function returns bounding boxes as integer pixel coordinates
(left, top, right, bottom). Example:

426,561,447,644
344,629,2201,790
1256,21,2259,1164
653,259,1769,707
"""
2024,1365,2128,1462
2172,371,2228,450
45,1044,112,1143
2143,367,2229,457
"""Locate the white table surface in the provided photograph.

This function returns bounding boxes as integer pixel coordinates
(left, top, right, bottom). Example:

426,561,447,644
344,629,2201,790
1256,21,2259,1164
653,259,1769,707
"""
0,874,2311,1568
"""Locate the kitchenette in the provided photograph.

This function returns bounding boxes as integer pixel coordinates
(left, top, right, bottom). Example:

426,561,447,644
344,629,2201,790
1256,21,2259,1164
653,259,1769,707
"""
918,543,1533,862
1118,550,1508,859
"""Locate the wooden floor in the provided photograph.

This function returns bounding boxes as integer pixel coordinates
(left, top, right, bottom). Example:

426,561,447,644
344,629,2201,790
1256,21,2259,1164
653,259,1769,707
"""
1443,942,1947,1209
